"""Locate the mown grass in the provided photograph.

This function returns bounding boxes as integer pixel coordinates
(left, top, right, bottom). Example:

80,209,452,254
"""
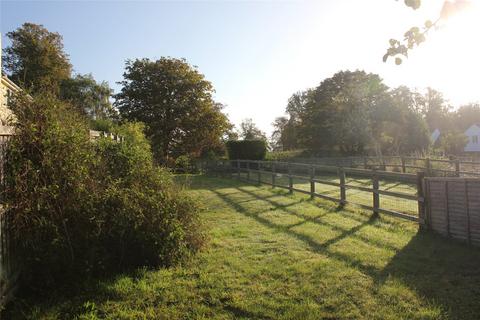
241,170,418,216
6,175,480,319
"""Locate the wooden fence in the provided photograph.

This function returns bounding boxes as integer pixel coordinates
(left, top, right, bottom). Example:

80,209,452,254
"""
206,160,426,223
0,134,17,308
285,156,480,177
424,177,480,246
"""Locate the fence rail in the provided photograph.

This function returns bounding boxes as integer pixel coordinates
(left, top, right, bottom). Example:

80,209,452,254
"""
206,160,425,223
281,156,480,178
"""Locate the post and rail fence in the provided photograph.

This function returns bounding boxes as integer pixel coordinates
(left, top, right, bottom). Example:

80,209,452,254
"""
204,159,480,247
204,159,426,223
276,155,480,178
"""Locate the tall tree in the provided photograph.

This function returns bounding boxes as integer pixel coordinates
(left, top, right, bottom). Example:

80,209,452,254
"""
60,74,116,120
300,70,389,155
454,103,480,131
380,86,430,154
239,118,266,140
115,58,231,160
416,87,452,130
3,23,72,94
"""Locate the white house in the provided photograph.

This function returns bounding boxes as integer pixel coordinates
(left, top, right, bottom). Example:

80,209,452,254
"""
464,124,480,152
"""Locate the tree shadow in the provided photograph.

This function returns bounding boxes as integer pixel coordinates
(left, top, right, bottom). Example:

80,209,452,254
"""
235,186,404,252
213,182,480,318
378,231,480,319
211,188,382,279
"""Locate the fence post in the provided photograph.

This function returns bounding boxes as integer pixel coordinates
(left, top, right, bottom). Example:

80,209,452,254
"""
246,161,250,181
455,160,460,177
310,165,315,199
425,158,431,176
363,157,368,169
416,172,427,228
372,171,379,216
288,163,293,194
237,160,241,179
272,162,276,188
339,167,346,206
401,157,406,173
257,161,261,185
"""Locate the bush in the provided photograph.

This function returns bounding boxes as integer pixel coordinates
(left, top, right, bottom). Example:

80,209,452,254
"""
4,94,203,289
173,155,197,174
226,140,267,160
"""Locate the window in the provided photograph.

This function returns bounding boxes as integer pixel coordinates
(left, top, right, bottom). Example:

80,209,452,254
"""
473,136,478,144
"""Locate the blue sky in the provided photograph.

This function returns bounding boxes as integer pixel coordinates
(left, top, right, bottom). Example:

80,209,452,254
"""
2,0,479,134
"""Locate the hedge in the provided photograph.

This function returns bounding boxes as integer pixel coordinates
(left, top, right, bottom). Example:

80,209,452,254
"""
226,140,267,160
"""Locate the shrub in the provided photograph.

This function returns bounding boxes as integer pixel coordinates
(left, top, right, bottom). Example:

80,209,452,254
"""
4,94,203,290
174,155,197,174
226,140,267,160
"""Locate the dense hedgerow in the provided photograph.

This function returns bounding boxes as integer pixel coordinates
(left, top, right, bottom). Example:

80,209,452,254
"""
226,140,267,160
4,94,203,290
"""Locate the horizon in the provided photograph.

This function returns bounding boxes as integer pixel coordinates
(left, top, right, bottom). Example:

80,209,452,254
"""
2,0,479,135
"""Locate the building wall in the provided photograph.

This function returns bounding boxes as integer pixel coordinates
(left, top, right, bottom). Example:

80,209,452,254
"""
0,34,18,133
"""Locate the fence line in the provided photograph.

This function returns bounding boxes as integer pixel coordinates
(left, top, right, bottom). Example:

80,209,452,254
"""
0,134,17,308
206,160,425,223
280,155,480,177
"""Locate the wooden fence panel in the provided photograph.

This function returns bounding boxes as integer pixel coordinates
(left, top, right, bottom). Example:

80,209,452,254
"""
425,178,480,246
427,180,449,236
466,181,480,246
447,181,468,241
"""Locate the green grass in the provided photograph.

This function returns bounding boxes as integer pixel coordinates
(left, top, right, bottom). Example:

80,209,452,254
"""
6,175,480,319
242,170,418,216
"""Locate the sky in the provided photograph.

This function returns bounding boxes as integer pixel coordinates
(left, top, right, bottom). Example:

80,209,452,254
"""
1,0,479,135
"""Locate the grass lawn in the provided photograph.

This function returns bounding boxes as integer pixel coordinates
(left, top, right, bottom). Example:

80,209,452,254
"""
241,170,418,216
6,175,480,319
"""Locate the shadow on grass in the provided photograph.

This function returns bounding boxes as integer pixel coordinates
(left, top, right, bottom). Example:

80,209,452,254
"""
210,188,381,279
379,231,480,319
208,176,480,320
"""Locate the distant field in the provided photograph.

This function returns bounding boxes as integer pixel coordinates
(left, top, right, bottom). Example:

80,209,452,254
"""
6,175,480,319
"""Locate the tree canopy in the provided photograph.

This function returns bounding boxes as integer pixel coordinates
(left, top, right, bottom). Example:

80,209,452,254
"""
271,70,431,156
239,118,266,141
115,58,231,160
2,23,72,93
60,74,116,120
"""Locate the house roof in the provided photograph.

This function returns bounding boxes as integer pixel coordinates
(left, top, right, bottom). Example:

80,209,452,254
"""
1,75,21,92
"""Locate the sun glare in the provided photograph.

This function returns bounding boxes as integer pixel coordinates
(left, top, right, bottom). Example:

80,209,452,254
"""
411,1,480,105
